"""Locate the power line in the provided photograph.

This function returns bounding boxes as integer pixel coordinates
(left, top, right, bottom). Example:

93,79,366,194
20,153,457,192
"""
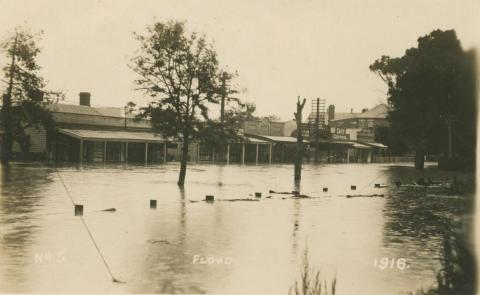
54,167,125,284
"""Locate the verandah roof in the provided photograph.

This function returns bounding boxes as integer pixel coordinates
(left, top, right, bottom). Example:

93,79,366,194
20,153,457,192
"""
360,142,388,149
245,134,306,143
350,142,371,149
58,128,165,142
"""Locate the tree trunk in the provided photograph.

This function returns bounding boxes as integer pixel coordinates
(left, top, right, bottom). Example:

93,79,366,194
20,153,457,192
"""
1,129,13,164
1,36,17,165
1,95,13,164
294,142,303,180
414,148,425,170
1,97,14,165
178,132,190,186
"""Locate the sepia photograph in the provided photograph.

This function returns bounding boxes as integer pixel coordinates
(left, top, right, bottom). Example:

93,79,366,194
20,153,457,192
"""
0,1,478,294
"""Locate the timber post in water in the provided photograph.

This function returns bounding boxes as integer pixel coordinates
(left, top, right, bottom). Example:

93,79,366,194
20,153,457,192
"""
294,96,306,181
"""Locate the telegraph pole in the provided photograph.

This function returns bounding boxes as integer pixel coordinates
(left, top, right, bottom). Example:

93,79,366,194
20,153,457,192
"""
314,97,320,162
219,72,227,162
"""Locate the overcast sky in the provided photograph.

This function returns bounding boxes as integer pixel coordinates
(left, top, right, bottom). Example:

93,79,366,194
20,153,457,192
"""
0,0,478,120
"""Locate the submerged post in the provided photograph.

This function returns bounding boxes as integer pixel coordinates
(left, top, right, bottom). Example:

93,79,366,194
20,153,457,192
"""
269,143,272,164
164,142,167,163
294,96,306,180
74,204,84,216
145,142,149,165
125,142,129,164
241,143,245,165
150,199,157,209
79,139,83,165
226,144,230,164
197,143,200,163
212,146,215,163
103,141,107,163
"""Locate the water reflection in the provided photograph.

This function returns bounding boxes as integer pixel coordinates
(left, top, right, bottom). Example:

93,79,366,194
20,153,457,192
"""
379,165,474,292
0,163,474,294
292,179,302,254
0,163,54,291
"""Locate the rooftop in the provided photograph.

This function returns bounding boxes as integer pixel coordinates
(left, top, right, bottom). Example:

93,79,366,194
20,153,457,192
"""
48,103,125,118
58,128,165,142
331,104,388,122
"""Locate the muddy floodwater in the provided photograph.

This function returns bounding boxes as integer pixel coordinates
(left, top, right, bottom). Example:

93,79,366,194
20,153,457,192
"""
0,162,473,294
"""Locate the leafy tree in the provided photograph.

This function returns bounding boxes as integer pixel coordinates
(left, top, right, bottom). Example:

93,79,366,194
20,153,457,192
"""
374,126,409,155
131,21,221,186
1,27,61,164
124,101,138,115
264,114,281,122
223,102,257,129
370,29,476,169
195,120,243,149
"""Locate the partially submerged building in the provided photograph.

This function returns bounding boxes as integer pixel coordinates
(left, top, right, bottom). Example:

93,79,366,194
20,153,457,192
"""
303,103,389,163
49,92,169,164
2,93,390,164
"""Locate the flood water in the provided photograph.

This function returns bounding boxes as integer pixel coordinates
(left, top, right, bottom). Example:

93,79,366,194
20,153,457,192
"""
0,162,474,294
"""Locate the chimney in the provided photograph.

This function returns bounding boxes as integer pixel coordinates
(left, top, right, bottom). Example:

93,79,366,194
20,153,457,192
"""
79,92,91,107
328,104,335,121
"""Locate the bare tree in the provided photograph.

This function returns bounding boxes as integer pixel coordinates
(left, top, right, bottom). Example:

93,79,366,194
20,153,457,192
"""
294,97,306,180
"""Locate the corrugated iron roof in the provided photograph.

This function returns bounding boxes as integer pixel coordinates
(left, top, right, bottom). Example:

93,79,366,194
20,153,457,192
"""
350,142,371,149
360,142,388,148
330,104,388,122
356,104,388,119
58,128,165,142
245,137,270,143
246,134,303,143
48,104,124,118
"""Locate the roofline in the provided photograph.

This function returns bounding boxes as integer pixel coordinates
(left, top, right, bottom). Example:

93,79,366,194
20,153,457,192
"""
52,110,152,121
57,128,166,143
330,116,387,122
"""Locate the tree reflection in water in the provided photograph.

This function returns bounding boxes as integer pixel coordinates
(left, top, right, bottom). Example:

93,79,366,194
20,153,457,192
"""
0,163,55,290
382,165,475,293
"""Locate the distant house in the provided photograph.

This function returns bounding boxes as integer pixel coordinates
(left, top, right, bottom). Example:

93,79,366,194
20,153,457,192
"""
242,118,296,137
328,104,389,142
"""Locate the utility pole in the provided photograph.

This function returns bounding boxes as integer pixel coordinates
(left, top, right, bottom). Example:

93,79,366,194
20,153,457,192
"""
294,96,306,181
219,72,226,162
124,106,128,129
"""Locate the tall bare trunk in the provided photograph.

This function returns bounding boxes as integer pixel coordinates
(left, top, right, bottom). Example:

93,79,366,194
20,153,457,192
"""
178,132,190,186
294,140,303,180
294,97,306,181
